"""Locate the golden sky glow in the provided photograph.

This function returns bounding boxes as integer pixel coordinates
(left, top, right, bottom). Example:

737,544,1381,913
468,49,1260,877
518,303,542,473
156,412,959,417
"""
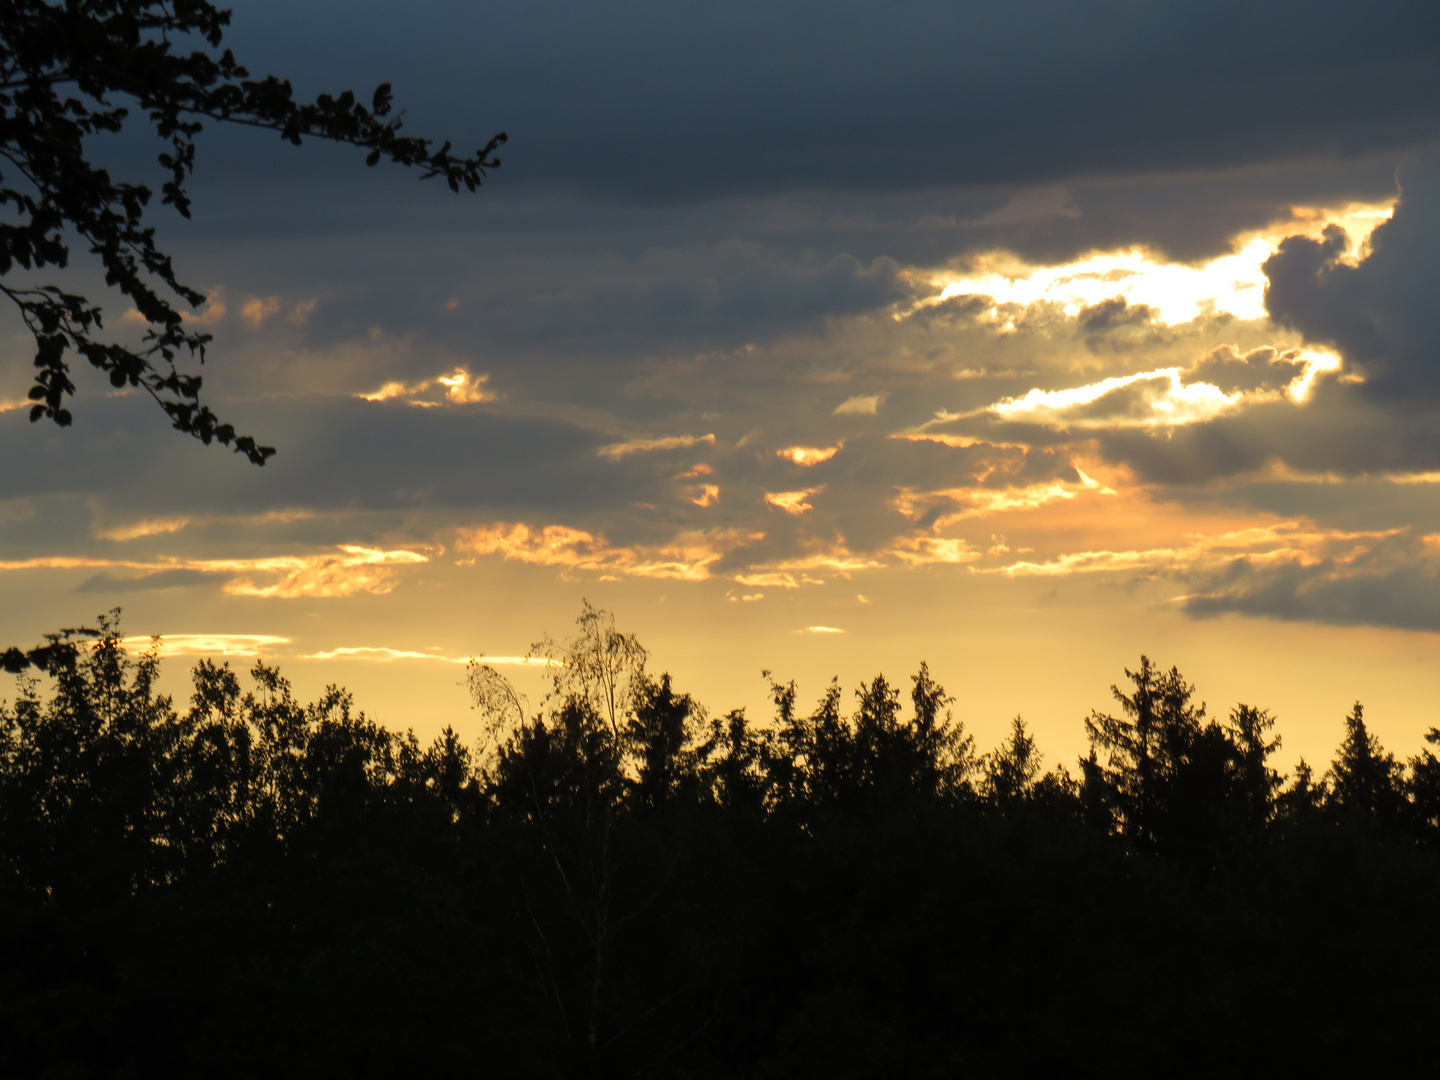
13,178,1440,780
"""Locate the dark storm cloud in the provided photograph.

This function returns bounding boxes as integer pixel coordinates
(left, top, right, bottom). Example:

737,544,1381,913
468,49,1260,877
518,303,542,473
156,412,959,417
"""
473,248,918,357
215,0,1440,201
1263,150,1440,401
1184,533,1440,633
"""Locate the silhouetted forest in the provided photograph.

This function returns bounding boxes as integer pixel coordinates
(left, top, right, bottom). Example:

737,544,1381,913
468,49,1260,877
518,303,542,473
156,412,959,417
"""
5,605,1440,1077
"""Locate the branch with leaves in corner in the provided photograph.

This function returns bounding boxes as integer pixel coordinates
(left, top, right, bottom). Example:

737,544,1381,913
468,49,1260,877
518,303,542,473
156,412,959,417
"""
0,0,505,463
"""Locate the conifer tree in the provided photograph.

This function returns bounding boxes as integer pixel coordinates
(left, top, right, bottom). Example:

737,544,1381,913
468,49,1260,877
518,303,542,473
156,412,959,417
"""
1327,702,1404,825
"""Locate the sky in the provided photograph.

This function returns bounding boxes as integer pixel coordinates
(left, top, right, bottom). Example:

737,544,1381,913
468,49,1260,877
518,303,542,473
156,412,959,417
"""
6,0,1440,770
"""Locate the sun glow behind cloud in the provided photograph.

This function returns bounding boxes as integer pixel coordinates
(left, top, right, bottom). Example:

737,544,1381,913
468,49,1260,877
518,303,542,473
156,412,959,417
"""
980,347,1342,430
777,443,843,466
925,199,1395,327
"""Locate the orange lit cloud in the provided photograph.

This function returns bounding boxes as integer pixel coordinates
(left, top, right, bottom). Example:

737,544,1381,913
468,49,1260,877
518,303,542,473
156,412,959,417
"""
765,487,823,514
891,475,1109,527
178,286,227,326
886,536,982,565
241,295,283,328
987,523,1400,578
359,366,495,407
92,517,191,541
458,522,762,581
119,634,290,658
0,545,429,598
777,442,843,466
732,549,883,589
221,547,429,598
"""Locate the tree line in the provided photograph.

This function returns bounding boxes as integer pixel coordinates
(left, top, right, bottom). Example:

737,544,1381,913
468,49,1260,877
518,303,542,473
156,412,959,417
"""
3,605,1439,1077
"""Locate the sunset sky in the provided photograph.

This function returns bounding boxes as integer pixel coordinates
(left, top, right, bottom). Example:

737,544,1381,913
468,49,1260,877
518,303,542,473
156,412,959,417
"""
6,0,1440,769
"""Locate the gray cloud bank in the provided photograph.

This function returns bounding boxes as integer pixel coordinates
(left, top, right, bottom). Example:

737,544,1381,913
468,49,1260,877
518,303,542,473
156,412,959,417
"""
217,0,1440,200
1265,149,1440,402
1185,532,1440,634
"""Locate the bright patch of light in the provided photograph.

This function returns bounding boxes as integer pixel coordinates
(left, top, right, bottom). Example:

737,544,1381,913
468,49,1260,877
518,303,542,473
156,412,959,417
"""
120,634,290,658
360,366,495,406
765,487,823,515
778,443,843,466
992,368,1237,428
1287,347,1344,401
928,199,1396,327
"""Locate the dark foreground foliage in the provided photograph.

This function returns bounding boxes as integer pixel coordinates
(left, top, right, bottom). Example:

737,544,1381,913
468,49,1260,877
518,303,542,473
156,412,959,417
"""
4,608,1440,1077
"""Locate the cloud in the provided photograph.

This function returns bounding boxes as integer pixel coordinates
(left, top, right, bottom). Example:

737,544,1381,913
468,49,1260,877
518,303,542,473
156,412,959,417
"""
119,634,290,658
777,443,843,466
887,536,982,566
358,366,495,407
731,550,883,589
0,545,429,599
764,487,823,515
798,626,845,635
92,517,191,541
223,0,1440,201
834,393,888,416
457,522,762,581
1263,150,1440,403
988,522,1398,580
1181,345,1310,396
977,346,1339,433
222,547,429,598
990,370,1239,429
973,185,1082,227
299,646,554,665
78,569,227,593
1182,530,1440,633
891,475,1105,528
597,434,716,460
241,296,283,328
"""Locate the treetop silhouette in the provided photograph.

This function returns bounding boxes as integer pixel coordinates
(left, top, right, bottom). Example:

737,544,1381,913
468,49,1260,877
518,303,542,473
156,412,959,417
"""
7,607,1440,1074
